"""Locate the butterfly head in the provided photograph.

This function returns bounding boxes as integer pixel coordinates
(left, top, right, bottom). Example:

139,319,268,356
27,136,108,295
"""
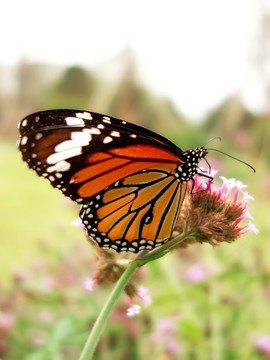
177,147,208,184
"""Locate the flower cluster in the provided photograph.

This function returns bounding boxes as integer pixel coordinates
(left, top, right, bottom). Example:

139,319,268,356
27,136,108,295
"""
126,285,152,317
175,173,258,248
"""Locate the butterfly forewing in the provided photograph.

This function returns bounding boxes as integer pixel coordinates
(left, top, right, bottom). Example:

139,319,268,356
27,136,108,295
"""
18,110,183,204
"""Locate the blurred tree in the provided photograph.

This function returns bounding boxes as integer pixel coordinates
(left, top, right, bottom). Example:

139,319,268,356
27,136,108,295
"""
42,66,96,110
253,1,270,114
107,50,185,135
17,61,43,110
250,2,270,161
0,61,47,137
203,96,245,139
201,96,270,162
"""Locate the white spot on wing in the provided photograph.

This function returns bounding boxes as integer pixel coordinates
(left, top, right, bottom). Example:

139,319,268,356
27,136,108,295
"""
21,136,28,145
47,147,82,164
130,134,137,138
71,131,92,141
102,116,111,124
47,160,71,172
22,119,27,127
76,112,93,120
35,133,43,140
110,131,120,137
97,124,104,129
55,134,91,152
65,117,85,126
86,127,101,135
103,136,113,144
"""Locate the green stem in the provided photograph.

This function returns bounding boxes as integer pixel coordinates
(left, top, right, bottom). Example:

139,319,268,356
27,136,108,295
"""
78,260,138,360
78,232,192,359
135,232,194,266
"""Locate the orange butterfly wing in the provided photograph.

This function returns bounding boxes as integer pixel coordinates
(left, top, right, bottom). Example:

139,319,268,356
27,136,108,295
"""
80,164,187,253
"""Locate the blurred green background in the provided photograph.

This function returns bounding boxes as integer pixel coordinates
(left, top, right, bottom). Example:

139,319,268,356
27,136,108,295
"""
1,1,270,359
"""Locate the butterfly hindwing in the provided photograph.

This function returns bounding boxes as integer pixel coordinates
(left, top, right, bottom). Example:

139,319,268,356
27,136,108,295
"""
80,166,187,253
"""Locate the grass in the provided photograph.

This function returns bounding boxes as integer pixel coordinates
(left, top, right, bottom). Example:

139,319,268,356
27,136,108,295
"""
0,141,82,287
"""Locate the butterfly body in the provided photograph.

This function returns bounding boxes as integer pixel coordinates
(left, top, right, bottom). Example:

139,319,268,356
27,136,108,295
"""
18,109,208,253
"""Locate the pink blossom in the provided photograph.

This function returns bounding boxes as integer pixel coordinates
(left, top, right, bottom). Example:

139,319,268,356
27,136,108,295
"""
185,264,208,283
72,218,85,231
157,318,176,336
242,191,255,202
211,175,257,236
209,169,219,177
166,339,182,355
151,317,182,355
137,285,152,307
219,177,257,235
219,176,238,196
255,335,270,354
126,285,152,316
83,277,95,292
0,312,15,336
126,303,141,317
240,221,259,235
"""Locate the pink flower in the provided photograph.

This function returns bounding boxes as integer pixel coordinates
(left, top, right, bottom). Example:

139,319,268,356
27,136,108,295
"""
239,220,259,235
254,335,270,354
157,318,176,336
72,218,85,231
0,312,15,337
185,264,208,283
126,301,141,317
150,317,182,355
217,176,258,236
176,173,258,247
83,277,95,292
166,339,182,355
126,286,152,317
137,285,152,307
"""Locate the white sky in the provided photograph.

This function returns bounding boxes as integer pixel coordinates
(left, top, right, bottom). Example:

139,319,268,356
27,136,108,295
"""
1,0,268,119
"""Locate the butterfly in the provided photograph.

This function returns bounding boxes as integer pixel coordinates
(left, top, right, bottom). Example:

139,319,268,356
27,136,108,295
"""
18,109,212,253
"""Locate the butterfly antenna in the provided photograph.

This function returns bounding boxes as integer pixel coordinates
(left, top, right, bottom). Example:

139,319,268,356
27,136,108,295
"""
206,148,256,172
203,136,222,147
